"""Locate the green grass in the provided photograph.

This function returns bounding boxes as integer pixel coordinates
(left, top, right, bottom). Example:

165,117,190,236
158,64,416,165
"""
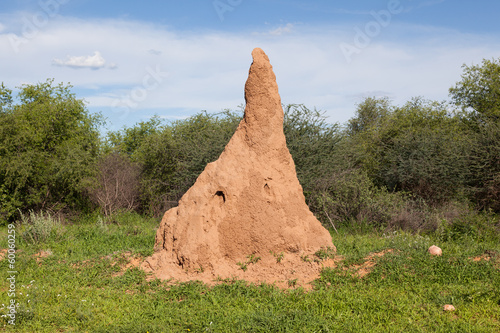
0,212,499,332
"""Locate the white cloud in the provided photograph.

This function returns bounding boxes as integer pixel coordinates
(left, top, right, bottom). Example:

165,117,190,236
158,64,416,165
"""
52,51,110,69
148,49,162,56
0,15,499,131
267,23,294,36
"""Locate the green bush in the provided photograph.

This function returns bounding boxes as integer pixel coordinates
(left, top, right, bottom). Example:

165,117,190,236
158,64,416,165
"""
449,57,500,120
449,57,500,211
283,104,344,193
437,208,500,243
382,108,473,203
0,80,102,222
348,97,477,205
346,96,392,136
467,121,500,211
309,169,407,230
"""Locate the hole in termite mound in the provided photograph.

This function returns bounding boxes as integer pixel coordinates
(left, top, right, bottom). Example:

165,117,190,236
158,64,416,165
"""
215,191,226,203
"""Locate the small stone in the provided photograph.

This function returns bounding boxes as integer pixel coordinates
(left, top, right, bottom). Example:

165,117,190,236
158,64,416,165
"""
443,304,455,311
428,245,442,256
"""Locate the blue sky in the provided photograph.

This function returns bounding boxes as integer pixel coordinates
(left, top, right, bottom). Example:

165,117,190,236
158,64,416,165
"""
1,0,500,132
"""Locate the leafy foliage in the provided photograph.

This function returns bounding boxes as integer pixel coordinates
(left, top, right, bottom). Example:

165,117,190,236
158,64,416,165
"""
0,80,102,223
283,104,344,193
0,83,13,112
449,57,500,119
465,116,500,210
310,169,407,230
348,98,477,204
132,125,181,216
106,116,162,156
347,96,392,135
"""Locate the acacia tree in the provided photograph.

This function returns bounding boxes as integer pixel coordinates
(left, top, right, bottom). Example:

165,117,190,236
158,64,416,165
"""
450,58,500,211
450,57,500,119
346,97,392,136
0,79,102,222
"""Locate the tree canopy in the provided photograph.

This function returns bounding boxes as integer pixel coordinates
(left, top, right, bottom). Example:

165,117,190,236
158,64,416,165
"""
0,79,102,221
450,57,500,119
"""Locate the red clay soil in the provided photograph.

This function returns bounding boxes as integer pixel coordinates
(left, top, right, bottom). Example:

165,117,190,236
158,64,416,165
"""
143,48,335,288
352,249,394,278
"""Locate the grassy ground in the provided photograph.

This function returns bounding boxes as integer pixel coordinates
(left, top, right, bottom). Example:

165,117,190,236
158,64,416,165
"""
0,212,499,332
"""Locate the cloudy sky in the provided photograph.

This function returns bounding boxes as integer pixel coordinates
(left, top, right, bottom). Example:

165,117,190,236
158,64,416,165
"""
1,0,500,131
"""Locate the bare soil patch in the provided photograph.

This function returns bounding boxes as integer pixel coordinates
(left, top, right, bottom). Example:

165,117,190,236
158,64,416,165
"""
349,249,394,278
34,249,53,263
0,249,7,261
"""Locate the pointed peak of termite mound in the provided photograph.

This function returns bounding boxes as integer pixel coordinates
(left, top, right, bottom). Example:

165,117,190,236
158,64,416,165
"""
244,47,281,114
237,48,284,150
144,48,335,288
